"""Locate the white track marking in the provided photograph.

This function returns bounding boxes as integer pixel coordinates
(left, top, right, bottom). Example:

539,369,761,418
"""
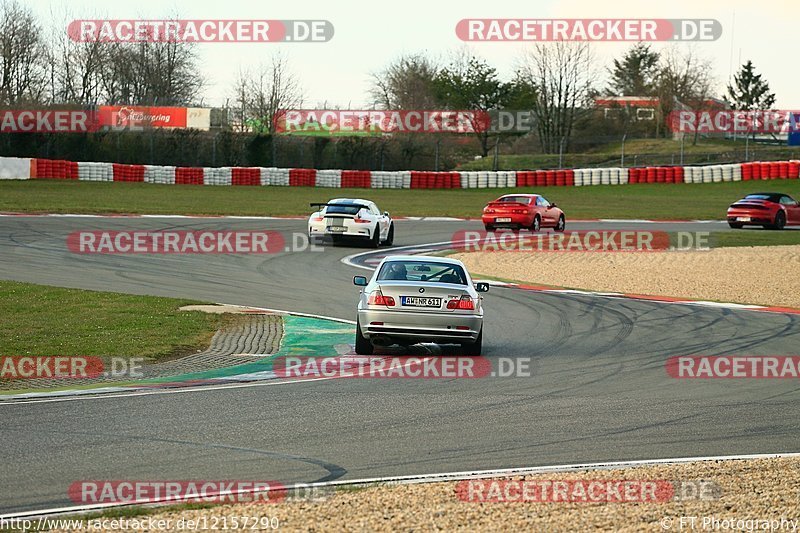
4,452,798,520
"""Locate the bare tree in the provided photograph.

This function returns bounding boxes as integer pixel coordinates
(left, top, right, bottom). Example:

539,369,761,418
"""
233,53,303,135
44,9,106,105
516,42,596,154
100,39,202,106
369,52,440,109
0,0,47,105
655,46,715,142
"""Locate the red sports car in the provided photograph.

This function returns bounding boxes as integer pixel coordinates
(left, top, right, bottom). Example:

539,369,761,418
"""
481,194,565,232
727,192,800,230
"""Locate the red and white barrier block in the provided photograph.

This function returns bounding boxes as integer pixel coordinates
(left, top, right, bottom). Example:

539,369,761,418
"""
3,156,799,190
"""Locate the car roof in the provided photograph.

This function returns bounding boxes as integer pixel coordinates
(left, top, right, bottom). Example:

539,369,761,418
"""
380,255,466,268
329,198,373,205
499,193,537,198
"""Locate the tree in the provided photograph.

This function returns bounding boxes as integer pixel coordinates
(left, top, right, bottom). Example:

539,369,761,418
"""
370,53,441,168
369,53,439,109
0,0,47,105
726,60,775,111
654,47,715,142
101,40,203,106
607,43,660,96
432,51,510,157
45,10,106,105
232,53,303,136
515,42,596,154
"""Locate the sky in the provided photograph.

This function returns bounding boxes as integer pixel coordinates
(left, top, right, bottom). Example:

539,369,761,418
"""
24,0,800,109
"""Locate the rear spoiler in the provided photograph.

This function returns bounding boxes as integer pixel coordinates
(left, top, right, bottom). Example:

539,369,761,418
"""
310,202,369,209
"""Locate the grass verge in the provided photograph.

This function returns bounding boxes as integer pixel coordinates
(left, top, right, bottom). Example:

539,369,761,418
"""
0,280,235,362
2,179,800,220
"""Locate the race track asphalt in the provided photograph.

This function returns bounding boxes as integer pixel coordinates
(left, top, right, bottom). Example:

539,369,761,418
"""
1,216,798,514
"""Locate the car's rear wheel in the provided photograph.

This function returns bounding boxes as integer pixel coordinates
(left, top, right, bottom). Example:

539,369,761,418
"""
555,214,566,232
770,211,786,230
728,222,743,229
383,223,394,246
461,329,483,356
370,227,381,247
355,321,374,355
530,215,541,232
484,224,495,232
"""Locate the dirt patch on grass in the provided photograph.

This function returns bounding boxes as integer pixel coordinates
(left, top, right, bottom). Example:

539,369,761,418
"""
453,245,800,309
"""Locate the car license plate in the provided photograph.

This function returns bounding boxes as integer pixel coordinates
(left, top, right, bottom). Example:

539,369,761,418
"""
401,296,442,308
495,217,512,223
737,217,751,222
327,226,347,232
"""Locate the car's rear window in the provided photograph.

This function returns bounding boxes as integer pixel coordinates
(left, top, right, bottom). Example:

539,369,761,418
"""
377,261,468,284
498,196,532,204
744,194,779,202
324,204,364,215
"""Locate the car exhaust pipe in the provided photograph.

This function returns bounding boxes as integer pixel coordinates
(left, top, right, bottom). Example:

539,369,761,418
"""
370,335,392,347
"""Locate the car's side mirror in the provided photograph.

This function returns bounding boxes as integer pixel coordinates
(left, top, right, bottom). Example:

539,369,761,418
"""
551,203,557,208
353,276,368,286
475,282,490,293
384,211,390,217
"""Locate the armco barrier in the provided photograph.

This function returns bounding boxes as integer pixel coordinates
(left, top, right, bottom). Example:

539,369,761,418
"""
6,156,800,190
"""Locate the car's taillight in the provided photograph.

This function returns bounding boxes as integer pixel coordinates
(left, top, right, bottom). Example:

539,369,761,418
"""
368,291,395,306
312,216,324,222
485,208,495,213
513,209,524,214
353,217,370,223
447,296,475,310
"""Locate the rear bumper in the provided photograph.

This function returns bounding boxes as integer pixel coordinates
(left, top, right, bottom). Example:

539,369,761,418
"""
358,308,482,343
726,211,772,225
309,223,372,239
481,214,531,227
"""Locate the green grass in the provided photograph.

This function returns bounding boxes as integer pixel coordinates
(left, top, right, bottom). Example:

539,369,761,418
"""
2,179,800,220
457,138,799,170
0,280,236,362
711,230,800,247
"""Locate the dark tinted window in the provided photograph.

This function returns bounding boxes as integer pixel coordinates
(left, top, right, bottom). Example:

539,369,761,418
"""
377,261,467,284
325,204,365,215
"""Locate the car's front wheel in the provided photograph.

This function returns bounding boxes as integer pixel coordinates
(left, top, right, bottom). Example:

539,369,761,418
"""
461,329,483,356
355,320,374,355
